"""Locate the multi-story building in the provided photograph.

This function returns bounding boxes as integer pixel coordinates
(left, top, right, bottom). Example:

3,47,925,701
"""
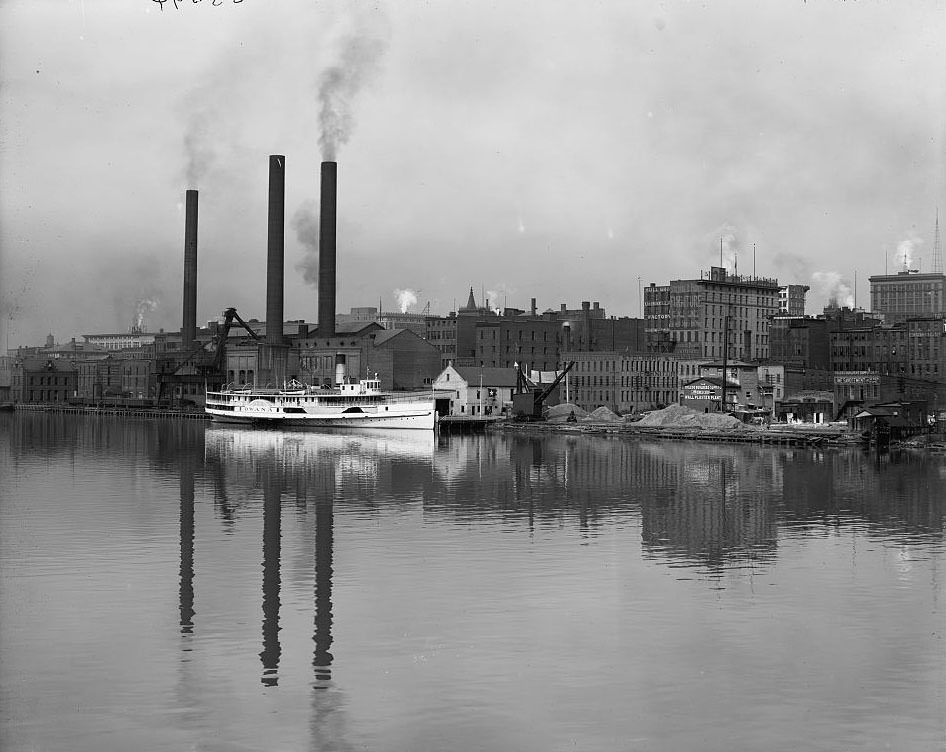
83,327,157,351
430,290,646,371
563,351,679,413
294,323,441,391
769,316,831,369
697,361,762,408
11,358,78,403
377,311,428,338
779,284,810,316
474,318,562,372
869,270,946,324
426,314,458,370
830,326,877,373
905,316,946,382
644,266,781,361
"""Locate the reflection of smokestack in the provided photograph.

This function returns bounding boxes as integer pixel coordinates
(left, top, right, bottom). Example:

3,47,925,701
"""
314,497,334,682
179,452,195,635
318,162,337,337
266,156,286,345
260,472,282,687
182,190,198,350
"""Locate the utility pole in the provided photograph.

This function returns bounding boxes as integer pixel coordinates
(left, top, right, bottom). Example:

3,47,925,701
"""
720,308,730,412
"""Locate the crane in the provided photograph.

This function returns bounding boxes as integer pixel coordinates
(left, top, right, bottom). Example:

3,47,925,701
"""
512,361,575,421
210,307,261,373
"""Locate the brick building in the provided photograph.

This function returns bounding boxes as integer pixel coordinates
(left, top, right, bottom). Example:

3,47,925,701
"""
563,351,679,414
644,266,781,361
12,358,78,403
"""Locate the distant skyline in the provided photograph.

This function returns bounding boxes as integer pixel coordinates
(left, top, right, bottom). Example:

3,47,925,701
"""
1,0,945,347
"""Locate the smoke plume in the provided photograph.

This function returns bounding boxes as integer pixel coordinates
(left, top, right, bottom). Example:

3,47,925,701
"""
394,288,418,313
179,81,223,187
895,233,923,271
317,11,390,161
702,222,745,273
134,298,159,331
811,271,854,309
486,283,515,314
292,201,320,286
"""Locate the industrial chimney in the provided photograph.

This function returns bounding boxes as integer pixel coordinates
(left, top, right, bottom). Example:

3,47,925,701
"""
318,161,337,337
181,189,198,350
266,155,285,345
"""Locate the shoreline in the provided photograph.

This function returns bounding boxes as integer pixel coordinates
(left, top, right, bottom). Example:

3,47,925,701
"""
7,404,946,451
493,419,946,451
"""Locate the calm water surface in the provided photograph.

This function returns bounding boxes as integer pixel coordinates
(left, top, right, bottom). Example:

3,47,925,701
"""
1,413,944,751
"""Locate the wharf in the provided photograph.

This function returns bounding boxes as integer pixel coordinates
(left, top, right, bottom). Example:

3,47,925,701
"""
438,415,501,434
495,420,865,447
11,404,211,420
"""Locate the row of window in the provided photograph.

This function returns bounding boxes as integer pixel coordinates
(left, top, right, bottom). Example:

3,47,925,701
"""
29,375,71,386
226,370,256,384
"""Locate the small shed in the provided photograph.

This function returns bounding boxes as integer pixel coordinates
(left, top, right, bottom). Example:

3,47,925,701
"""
853,401,928,442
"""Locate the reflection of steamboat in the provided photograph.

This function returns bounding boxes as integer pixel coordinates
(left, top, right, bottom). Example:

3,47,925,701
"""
205,376,437,430
204,423,437,466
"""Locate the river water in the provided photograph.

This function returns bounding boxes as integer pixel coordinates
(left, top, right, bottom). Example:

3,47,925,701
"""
1,412,944,751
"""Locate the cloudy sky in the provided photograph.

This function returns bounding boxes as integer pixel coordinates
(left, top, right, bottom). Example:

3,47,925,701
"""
1,0,944,347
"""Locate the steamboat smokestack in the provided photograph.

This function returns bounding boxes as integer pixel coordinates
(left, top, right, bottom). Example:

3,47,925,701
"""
181,189,198,350
266,155,286,344
318,161,337,337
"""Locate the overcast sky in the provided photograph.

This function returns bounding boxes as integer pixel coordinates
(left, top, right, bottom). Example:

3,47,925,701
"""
1,0,944,347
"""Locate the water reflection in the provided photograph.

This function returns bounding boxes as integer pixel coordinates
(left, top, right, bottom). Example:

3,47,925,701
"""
313,494,333,684
260,468,282,686
201,427,439,687
202,426,428,748
420,433,946,570
179,452,195,634
5,413,946,751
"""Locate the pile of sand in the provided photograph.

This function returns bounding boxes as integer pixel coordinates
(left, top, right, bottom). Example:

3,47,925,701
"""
636,404,748,430
546,403,588,423
581,406,622,423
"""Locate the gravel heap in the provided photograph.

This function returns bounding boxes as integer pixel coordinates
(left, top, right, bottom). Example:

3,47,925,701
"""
546,403,588,423
581,405,622,423
635,403,748,430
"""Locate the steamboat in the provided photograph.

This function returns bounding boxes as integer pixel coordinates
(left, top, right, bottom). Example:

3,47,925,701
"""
205,376,437,430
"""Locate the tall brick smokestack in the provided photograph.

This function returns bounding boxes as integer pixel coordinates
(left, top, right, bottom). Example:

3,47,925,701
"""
181,189,198,350
318,161,337,337
266,155,286,344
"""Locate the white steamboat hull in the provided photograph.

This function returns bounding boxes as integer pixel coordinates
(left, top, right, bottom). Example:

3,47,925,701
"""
206,407,436,430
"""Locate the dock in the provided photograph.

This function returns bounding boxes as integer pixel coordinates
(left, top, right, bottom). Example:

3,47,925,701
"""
10,404,212,420
437,415,501,433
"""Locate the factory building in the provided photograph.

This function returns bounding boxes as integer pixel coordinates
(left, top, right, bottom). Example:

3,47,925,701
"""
644,266,781,361
562,351,679,414
434,292,646,373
